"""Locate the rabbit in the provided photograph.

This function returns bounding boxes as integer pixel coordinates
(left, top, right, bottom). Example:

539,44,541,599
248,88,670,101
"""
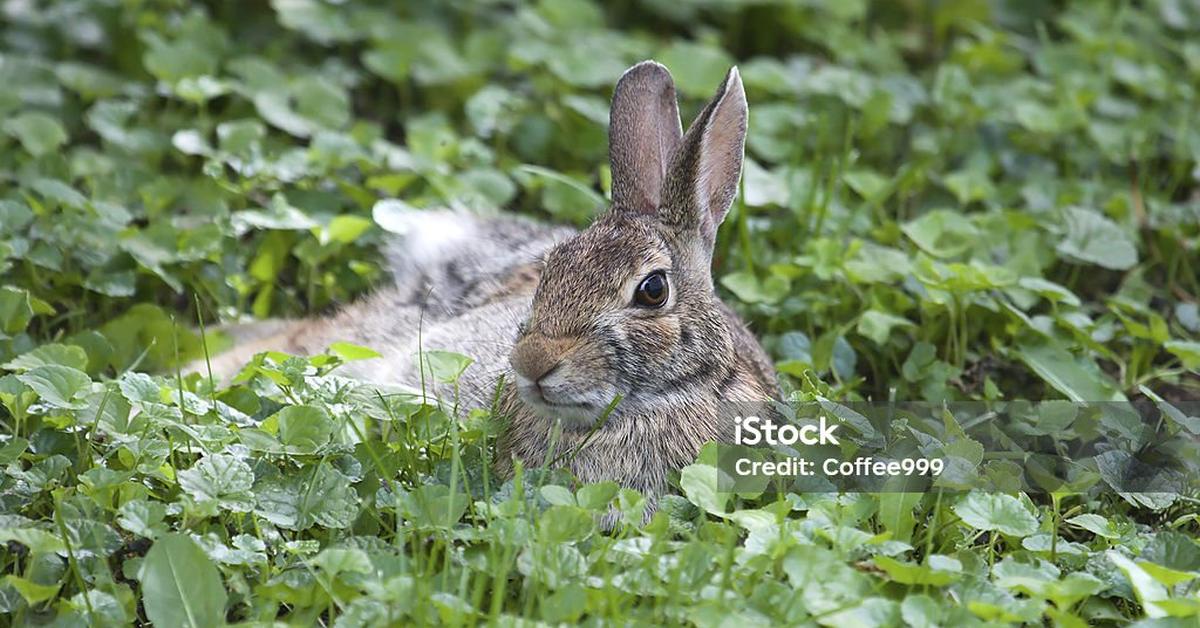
197,60,779,500
494,61,779,496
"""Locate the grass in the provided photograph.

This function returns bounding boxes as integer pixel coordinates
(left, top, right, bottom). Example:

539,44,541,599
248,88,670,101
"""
0,0,1199,625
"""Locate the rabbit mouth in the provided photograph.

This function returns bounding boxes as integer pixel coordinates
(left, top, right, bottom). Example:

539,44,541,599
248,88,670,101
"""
514,375,621,426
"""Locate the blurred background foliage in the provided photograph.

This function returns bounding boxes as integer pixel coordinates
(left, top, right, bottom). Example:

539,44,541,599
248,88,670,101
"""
1,0,1198,402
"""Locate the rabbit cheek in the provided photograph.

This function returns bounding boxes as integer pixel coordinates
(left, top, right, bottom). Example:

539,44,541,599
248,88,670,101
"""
623,316,680,368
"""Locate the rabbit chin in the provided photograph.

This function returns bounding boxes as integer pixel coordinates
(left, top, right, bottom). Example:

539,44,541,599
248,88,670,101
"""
515,381,623,429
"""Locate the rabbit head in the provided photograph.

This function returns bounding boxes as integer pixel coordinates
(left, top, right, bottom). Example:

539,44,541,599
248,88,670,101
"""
509,61,755,427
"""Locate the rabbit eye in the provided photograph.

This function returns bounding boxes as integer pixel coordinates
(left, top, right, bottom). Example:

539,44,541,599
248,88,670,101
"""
634,271,669,308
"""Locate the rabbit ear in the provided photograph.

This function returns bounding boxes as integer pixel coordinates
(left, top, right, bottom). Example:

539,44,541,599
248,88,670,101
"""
609,61,683,214
662,66,747,244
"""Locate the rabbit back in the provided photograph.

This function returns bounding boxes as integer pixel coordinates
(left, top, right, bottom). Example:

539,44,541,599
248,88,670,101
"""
382,210,575,319
198,210,573,393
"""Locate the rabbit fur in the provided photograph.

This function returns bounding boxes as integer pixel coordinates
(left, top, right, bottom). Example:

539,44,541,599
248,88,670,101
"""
198,60,779,498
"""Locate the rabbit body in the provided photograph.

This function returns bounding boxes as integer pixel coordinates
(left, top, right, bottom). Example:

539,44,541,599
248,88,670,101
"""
203,211,573,407
201,60,779,498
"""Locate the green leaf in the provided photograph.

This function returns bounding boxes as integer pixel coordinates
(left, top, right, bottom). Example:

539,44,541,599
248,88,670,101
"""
953,492,1039,537
576,481,619,511
844,169,890,200
1015,341,1126,402
171,129,211,156
1016,277,1082,307
294,76,350,129
178,454,255,512
1066,513,1121,539
538,505,593,543
254,462,358,530
1056,207,1138,270
0,199,34,232
232,194,319,232
913,257,1016,291
721,271,788,305
679,463,727,515
534,36,625,89
54,61,125,99
902,209,980,258
417,350,474,384
466,85,523,138
0,286,35,336
329,342,382,362
272,0,359,44
4,112,68,156
873,555,961,586
516,165,604,225
32,178,86,209
1138,561,1199,587
322,215,373,245
313,548,373,577
941,168,995,205
1107,551,1168,619
1163,341,1200,370
85,270,137,298
540,583,587,623
273,405,334,452
878,492,922,544
0,527,67,554
1043,573,1105,609
1014,100,1066,134
539,485,575,507
396,484,468,529
69,590,130,625
16,365,92,409
856,310,915,345
820,598,900,627
726,508,777,533
2,343,89,372
900,594,945,628
993,557,1083,602
817,396,882,446
1139,385,1200,435
141,533,228,628
777,331,812,363
1142,531,1200,572
0,436,28,464
1177,303,1200,333
4,575,60,604
117,500,168,539
216,118,265,152
118,371,162,404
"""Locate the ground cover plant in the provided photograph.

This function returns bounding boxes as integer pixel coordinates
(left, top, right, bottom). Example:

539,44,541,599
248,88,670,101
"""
1,0,1199,625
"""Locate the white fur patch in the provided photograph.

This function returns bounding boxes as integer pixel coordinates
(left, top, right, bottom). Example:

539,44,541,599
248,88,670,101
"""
382,208,477,271
405,211,474,262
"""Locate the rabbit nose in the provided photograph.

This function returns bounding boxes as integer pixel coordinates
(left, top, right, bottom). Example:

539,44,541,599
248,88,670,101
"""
511,335,570,384
530,365,561,396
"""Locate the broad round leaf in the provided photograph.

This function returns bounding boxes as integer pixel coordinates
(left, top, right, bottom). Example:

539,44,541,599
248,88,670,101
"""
953,492,1039,537
140,533,228,628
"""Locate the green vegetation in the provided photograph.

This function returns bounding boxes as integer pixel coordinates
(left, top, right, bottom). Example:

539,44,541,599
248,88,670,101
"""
1,0,1199,625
